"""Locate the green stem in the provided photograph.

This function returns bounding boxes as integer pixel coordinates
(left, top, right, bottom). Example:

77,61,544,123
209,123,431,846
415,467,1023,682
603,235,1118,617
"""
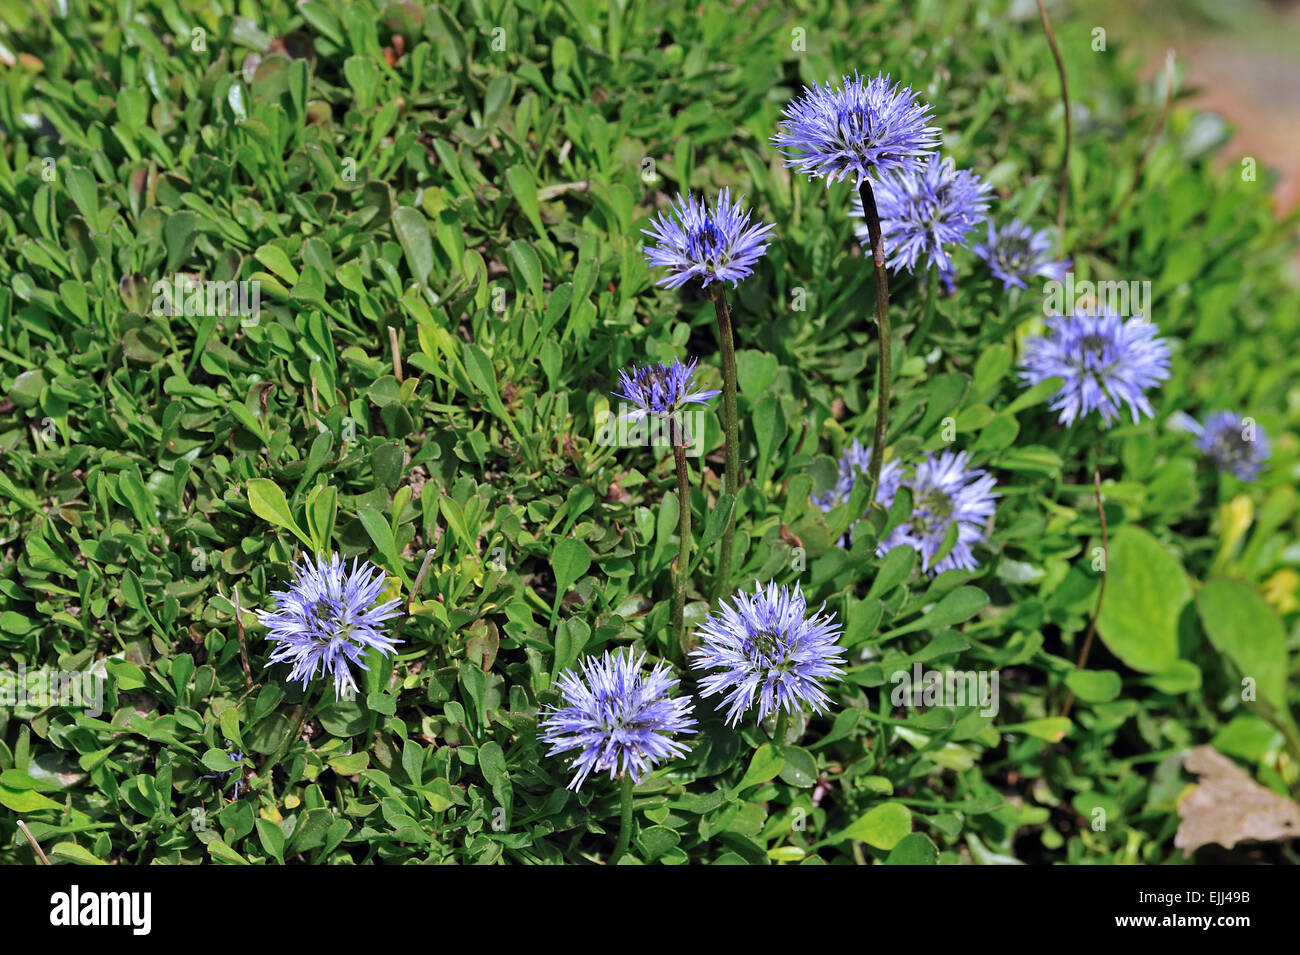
857,180,892,506
917,263,938,344
1061,450,1106,719
671,438,691,658
710,285,741,599
610,773,635,864
773,709,789,746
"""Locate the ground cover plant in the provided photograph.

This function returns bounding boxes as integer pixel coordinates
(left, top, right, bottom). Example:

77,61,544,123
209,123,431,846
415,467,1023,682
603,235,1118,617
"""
0,0,1298,866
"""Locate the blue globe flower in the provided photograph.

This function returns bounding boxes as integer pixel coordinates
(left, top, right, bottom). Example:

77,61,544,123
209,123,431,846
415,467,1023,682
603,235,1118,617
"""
1196,411,1270,481
851,156,992,273
613,357,720,422
1019,310,1172,428
973,218,1071,290
877,451,999,575
773,72,940,186
256,552,403,698
691,581,845,725
642,188,775,290
538,651,697,791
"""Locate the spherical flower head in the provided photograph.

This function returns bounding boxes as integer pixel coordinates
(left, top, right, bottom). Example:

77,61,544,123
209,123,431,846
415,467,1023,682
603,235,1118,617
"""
613,356,720,427
1197,411,1270,481
851,156,992,273
538,651,697,791
642,188,775,290
691,581,846,726
973,218,1071,290
1019,310,1172,428
877,451,999,575
773,71,940,186
256,552,403,698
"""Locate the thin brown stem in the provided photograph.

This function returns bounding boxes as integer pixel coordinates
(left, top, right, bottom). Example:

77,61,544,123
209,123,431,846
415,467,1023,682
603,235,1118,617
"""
17,820,51,865
392,547,436,643
388,325,403,382
232,586,254,690
856,180,892,506
1036,0,1071,237
1061,464,1108,719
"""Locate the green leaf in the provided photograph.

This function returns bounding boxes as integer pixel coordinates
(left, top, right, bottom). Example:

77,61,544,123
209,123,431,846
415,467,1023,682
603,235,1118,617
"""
884,832,939,865
998,717,1071,742
737,744,783,791
0,785,62,812
839,802,912,849
508,239,545,307
1096,526,1191,674
777,746,817,788
246,478,312,547
1196,578,1290,718
254,243,299,284
505,166,553,251
883,586,988,638
1064,669,1121,703
358,507,410,587
866,545,916,599
392,207,434,285
50,842,107,865
551,538,592,599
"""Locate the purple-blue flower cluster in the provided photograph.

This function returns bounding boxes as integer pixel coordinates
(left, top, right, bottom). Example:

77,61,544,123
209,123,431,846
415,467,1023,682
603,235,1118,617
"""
1195,411,1270,481
613,357,719,423
773,72,940,185
852,156,992,273
538,651,697,791
642,188,775,289
1019,310,1172,428
256,552,402,698
973,218,1071,290
877,451,999,575
691,581,846,725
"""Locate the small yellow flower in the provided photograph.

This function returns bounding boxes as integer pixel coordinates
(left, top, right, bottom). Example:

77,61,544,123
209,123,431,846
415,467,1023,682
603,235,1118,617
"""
1262,569,1300,615
1214,494,1254,570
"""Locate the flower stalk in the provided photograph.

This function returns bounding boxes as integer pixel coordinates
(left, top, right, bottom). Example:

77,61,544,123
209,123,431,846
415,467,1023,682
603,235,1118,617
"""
611,772,635,864
710,284,741,598
857,179,893,506
671,428,692,656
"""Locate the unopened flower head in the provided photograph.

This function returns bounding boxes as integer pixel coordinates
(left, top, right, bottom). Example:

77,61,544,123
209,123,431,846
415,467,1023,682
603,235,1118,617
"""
852,156,992,273
642,188,775,290
1196,411,1270,481
691,581,845,725
973,218,1071,290
878,451,999,575
773,72,940,186
613,356,720,426
538,651,697,791
1019,310,1171,428
256,552,403,698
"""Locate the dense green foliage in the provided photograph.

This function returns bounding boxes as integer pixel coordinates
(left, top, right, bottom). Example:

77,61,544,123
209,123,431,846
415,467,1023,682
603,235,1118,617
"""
1,0,1298,865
